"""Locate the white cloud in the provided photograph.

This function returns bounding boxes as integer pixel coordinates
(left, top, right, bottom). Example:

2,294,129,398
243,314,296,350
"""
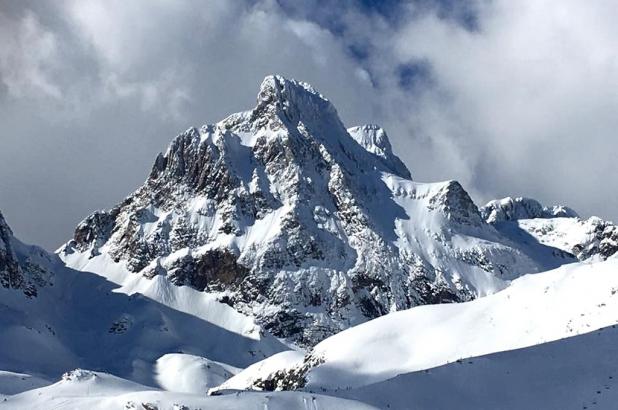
0,11,61,99
354,0,618,218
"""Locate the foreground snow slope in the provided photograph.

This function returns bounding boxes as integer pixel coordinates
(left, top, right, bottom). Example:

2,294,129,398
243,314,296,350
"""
0,371,50,397
340,323,618,410
3,370,377,410
307,257,618,388
217,257,618,391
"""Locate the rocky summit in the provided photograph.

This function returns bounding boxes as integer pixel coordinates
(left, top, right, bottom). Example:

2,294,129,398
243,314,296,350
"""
61,75,580,346
0,212,52,297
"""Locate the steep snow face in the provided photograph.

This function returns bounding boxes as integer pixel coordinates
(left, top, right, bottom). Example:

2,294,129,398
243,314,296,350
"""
60,75,575,346
220,257,618,391
347,124,411,178
482,197,617,261
0,213,286,386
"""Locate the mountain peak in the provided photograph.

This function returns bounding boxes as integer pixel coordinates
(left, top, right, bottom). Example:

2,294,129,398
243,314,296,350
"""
250,75,340,131
256,75,330,110
61,76,575,346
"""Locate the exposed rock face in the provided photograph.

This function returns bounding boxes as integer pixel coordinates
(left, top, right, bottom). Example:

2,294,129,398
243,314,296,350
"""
0,212,22,290
60,75,575,346
0,211,52,297
571,218,618,260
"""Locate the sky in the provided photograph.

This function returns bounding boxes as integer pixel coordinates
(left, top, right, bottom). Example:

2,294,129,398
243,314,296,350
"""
0,0,617,250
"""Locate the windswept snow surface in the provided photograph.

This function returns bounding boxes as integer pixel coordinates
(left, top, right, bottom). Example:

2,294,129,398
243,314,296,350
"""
2,370,378,410
0,371,50,397
155,353,240,394
340,324,618,410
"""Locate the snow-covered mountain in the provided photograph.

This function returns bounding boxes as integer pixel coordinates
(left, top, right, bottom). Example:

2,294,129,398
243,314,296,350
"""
1,74,618,409
1,208,383,409
211,256,618,400
59,75,575,346
481,197,618,261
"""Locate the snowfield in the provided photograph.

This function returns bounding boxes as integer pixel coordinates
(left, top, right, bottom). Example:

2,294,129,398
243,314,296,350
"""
4,257,617,409
2,370,378,410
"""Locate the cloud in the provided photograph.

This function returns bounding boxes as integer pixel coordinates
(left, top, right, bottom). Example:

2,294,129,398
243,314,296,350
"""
0,10,62,99
382,0,618,216
0,0,617,249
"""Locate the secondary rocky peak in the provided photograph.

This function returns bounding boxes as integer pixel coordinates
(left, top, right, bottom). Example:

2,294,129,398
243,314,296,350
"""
347,125,411,179
481,197,579,224
429,180,483,226
480,196,616,262
0,211,52,297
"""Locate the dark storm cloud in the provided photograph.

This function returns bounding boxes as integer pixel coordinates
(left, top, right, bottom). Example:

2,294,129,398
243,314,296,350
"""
0,0,617,249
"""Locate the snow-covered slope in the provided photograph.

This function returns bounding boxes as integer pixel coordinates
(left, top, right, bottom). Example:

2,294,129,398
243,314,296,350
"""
0,371,50,397
60,75,575,346
0,212,286,389
214,257,618,392
481,197,618,261
337,323,618,410
155,353,240,394
517,216,618,261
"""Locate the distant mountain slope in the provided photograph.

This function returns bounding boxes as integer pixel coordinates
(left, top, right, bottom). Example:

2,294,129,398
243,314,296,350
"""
60,75,575,346
481,197,618,260
0,212,286,387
